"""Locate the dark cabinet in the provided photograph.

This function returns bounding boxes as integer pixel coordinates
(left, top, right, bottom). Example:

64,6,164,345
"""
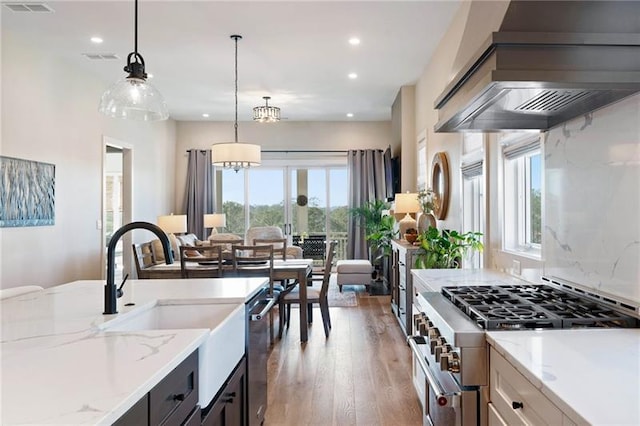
391,239,420,335
202,357,247,426
113,350,199,426
113,394,149,426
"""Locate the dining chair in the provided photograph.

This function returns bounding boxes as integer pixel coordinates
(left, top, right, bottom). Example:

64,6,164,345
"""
179,245,224,278
231,244,279,343
279,240,337,338
253,238,288,260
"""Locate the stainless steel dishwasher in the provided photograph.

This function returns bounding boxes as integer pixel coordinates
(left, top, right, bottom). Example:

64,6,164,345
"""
246,287,276,426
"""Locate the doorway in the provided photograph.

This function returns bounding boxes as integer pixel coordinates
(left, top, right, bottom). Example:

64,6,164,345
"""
102,138,133,280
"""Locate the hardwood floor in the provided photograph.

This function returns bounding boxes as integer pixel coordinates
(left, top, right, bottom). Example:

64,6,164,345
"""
265,290,422,426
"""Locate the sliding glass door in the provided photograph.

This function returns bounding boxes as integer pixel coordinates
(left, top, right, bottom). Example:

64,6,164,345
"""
216,163,348,260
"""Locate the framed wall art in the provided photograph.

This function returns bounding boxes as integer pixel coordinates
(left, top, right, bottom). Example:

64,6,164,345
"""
0,156,55,227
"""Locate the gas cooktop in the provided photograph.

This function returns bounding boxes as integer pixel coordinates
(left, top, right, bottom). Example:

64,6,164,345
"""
441,284,640,330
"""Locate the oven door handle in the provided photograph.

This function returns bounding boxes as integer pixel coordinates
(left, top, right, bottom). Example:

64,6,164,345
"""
408,336,450,400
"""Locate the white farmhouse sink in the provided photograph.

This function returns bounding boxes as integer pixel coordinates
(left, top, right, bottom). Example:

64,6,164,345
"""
102,302,245,408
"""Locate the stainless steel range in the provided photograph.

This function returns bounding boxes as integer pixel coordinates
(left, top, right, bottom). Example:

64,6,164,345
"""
408,278,639,426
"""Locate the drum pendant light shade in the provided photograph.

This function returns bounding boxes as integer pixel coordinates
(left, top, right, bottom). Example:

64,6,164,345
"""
211,34,261,172
98,0,168,121
211,142,261,170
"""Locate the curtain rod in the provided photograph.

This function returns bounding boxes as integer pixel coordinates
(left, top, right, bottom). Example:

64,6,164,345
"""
187,149,382,153
262,150,347,153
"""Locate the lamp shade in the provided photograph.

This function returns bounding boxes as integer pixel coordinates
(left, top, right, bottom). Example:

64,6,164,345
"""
204,213,226,228
394,192,420,214
157,214,187,234
211,142,261,170
99,77,169,121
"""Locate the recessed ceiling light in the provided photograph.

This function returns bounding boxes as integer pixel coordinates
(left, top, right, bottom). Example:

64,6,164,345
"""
90,36,103,44
348,72,358,79
202,113,210,118
347,113,354,118
348,37,360,46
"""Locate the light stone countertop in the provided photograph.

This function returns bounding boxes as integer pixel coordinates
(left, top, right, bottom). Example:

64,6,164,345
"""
411,269,640,425
0,278,266,425
411,268,535,293
487,329,640,426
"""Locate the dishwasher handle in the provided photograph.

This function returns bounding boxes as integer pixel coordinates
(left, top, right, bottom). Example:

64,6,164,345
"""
250,297,277,321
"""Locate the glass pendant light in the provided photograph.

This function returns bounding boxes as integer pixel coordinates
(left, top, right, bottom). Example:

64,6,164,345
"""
211,35,261,172
98,0,168,121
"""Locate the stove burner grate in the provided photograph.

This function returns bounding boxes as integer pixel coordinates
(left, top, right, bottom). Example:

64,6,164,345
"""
442,284,639,331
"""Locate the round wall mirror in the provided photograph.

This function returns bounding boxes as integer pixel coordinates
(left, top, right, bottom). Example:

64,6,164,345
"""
431,152,450,220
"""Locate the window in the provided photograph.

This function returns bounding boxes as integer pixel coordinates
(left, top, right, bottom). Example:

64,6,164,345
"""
220,169,246,235
461,133,485,268
417,131,427,190
503,136,542,256
462,163,484,268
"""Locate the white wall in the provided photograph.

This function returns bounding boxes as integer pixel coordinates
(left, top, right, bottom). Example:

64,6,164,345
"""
1,32,177,289
174,120,391,212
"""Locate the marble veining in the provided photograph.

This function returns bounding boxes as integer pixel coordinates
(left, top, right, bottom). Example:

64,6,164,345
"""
487,329,640,425
411,268,533,292
544,93,640,303
1,278,266,425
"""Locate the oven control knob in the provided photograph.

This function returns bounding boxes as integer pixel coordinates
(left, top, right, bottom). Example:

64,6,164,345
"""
449,353,460,373
429,337,445,354
434,345,445,361
417,321,429,336
441,352,460,373
440,353,452,371
427,327,440,339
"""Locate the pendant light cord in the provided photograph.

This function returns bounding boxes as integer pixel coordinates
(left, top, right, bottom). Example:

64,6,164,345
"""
232,35,240,143
134,0,138,56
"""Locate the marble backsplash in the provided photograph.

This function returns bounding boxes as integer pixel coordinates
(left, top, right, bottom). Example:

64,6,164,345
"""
544,93,640,303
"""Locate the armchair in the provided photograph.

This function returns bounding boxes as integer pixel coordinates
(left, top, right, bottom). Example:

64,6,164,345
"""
245,226,302,259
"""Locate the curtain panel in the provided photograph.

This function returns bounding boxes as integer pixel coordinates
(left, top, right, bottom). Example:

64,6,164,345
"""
183,149,214,240
346,149,386,260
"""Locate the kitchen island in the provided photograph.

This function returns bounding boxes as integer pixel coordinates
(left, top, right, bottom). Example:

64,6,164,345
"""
411,269,640,425
0,278,266,425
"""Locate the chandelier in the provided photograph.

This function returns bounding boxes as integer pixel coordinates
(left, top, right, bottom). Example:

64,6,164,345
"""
253,96,281,123
211,35,261,172
98,0,168,121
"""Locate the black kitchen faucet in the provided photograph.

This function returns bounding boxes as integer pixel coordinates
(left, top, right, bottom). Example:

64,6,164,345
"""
104,221,174,314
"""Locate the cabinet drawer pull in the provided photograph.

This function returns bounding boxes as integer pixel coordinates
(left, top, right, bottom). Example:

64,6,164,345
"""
173,393,185,402
512,401,524,410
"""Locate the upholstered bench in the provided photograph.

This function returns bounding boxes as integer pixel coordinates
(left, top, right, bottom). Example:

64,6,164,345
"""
336,259,373,292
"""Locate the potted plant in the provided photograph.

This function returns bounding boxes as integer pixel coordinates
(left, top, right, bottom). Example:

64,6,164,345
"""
350,200,398,281
404,228,418,244
415,226,483,269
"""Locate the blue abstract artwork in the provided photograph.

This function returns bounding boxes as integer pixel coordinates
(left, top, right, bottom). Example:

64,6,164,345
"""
0,156,55,227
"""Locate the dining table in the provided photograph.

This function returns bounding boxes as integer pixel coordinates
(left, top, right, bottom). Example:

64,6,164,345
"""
143,258,314,342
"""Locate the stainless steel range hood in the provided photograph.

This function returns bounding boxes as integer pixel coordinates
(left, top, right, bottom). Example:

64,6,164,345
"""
434,0,640,132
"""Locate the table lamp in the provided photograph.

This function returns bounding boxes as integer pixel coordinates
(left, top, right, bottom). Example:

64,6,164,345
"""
394,192,420,238
204,213,226,236
157,214,187,235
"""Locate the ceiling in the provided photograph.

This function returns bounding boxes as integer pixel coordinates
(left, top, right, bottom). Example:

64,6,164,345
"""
2,0,461,122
